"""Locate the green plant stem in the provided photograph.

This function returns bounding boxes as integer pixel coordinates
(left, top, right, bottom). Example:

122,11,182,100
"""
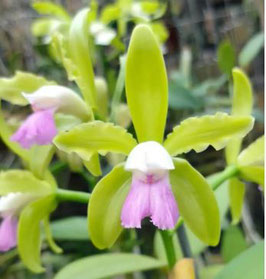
56,189,90,204
211,165,239,190
160,230,176,269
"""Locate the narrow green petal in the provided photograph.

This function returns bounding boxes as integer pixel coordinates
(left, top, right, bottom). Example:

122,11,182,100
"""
238,135,264,166
83,153,102,177
164,113,254,156
54,121,137,161
170,158,220,245
69,9,97,109
125,24,168,143
18,195,57,273
225,68,253,164
229,178,245,224
88,164,131,249
238,166,264,186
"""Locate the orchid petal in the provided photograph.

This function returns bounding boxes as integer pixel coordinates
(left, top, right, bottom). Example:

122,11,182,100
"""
0,216,17,252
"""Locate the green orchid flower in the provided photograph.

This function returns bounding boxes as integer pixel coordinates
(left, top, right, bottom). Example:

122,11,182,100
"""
54,25,254,249
225,68,264,224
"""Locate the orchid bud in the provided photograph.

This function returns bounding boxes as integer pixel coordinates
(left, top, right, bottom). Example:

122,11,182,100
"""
95,77,109,119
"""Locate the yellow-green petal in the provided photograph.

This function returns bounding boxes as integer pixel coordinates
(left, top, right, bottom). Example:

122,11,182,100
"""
88,164,131,249
164,113,254,156
229,178,245,224
54,121,137,161
170,158,220,246
125,24,168,143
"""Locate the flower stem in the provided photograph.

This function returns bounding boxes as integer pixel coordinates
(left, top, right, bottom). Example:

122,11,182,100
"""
56,189,90,204
210,165,239,190
160,230,176,269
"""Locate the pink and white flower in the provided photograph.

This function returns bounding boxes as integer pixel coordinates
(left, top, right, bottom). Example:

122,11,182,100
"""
11,85,88,149
0,193,36,252
121,141,178,230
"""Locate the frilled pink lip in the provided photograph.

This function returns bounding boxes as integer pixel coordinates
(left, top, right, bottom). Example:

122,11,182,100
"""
10,108,57,149
121,172,178,230
0,215,17,252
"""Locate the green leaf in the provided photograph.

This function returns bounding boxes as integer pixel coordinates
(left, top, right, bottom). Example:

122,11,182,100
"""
69,9,97,109
229,178,245,224
54,121,137,161
43,217,63,254
239,32,264,68
18,195,57,273
221,225,247,262
88,164,131,249
55,253,165,279
164,113,254,156
238,136,264,166
32,2,70,20
125,24,168,143
215,241,264,279
170,158,220,245
225,68,253,164
217,40,236,76
51,217,89,241
0,170,52,196
0,71,55,105
168,81,203,110
29,145,55,179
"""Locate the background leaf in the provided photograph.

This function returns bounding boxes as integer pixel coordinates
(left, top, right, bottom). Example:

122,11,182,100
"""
217,40,236,76
55,253,165,279
51,217,89,241
221,225,247,262
215,241,264,279
239,32,264,68
125,24,168,143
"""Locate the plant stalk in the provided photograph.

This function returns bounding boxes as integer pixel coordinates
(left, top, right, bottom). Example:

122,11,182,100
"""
160,230,176,269
56,189,90,204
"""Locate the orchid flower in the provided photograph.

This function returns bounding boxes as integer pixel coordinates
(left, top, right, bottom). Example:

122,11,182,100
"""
0,192,36,251
54,25,254,249
10,85,89,149
225,68,264,224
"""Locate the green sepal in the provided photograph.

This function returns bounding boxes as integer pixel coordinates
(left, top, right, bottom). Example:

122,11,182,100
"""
43,217,63,254
237,136,264,186
125,24,168,143
69,9,97,109
29,145,55,179
54,121,137,161
83,153,102,177
164,113,254,156
225,68,253,164
238,166,264,186
0,71,55,105
170,158,220,245
0,170,52,196
18,195,57,273
88,164,131,249
228,178,245,224
217,40,236,76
